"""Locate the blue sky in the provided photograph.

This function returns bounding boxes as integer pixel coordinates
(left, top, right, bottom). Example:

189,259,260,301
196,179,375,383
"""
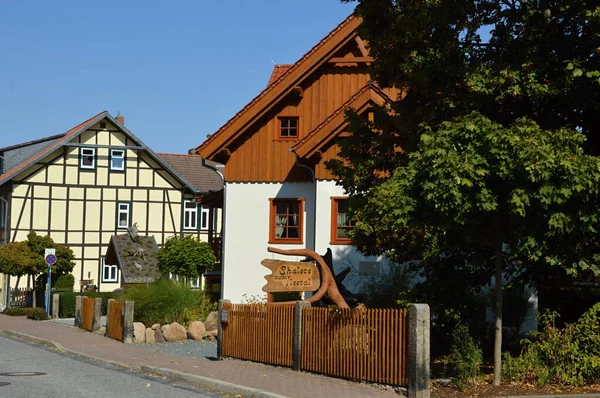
0,1,355,153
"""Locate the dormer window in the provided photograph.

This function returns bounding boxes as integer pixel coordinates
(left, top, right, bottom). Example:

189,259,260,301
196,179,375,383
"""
278,117,299,139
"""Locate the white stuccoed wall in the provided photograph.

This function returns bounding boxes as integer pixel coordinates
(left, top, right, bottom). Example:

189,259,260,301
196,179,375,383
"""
222,180,385,303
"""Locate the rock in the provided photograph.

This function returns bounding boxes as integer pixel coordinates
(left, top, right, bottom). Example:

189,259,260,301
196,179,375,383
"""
204,330,218,339
207,335,216,342
163,322,187,342
155,329,165,343
145,328,156,344
151,323,161,330
187,321,206,340
204,311,218,331
161,324,170,333
133,322,146,343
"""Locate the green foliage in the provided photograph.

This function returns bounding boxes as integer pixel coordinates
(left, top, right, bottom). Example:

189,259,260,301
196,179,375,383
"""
158,235,216,279
448,323,483,389
3,307,32,316
0,242,38,277
122,278,215,326
503,303,600,386
58,292,119,318
54,274,75,291
361,263,415,308
26,307,48,321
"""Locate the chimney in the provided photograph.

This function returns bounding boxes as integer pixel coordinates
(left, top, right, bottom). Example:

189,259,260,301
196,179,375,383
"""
116,113,125,125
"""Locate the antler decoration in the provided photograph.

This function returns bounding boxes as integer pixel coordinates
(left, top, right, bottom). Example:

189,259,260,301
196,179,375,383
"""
267,247,349,309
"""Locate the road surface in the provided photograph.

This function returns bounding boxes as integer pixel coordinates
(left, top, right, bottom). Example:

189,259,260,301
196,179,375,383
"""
0,334,229,398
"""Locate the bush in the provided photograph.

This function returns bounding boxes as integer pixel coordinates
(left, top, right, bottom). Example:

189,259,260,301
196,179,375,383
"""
3,307,32,316
447,323,483,389
26,307,48,321
123,278,215,326
58,292,120,318
503,303,600,386
55,274,75,291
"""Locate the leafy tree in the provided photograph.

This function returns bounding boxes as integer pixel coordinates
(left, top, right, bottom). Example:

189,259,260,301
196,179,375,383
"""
335,0,600,384
157,235,216,281
26,231,75,278
0,241,38,287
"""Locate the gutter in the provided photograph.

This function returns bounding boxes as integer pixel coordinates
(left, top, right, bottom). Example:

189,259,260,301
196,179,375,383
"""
289,148,317,252
202,160,227,300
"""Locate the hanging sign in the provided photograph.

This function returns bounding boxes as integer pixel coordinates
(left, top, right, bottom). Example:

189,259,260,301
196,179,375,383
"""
261,259,320,292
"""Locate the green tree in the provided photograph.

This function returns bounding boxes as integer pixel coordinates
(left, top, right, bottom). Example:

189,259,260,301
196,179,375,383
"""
157,235,216,281
0,241,38,287
335,0,600,384
26,231,76,278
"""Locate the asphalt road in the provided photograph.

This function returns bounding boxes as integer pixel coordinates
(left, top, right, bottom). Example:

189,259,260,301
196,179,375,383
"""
0,334,229,398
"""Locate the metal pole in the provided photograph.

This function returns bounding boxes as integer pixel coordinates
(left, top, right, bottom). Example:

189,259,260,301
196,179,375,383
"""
45,262,51,312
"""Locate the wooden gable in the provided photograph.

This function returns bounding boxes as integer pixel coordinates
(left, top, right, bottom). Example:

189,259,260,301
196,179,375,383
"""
195,15,399,183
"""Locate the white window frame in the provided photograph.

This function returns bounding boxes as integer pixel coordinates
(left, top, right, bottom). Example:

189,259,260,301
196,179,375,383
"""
80,148,95,169
102,257,119,283
200,206,210,231
183,200,198,230
117,202,131,229
110,149,125,171
190,277,201,289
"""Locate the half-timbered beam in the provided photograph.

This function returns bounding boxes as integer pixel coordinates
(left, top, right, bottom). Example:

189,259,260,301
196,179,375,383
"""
355,36,369,57
63,143,145,150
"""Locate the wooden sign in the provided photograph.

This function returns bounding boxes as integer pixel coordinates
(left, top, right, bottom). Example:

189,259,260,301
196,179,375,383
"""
261,259,320,292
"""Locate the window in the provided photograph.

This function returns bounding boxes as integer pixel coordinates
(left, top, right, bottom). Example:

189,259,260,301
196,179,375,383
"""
278,117,299,139
80,148,95,169
102,257,119,283
269,198,304,244
190,277,201,289
183,200,198,230
116,202,131,229
200,207,210,231
110,149,125,171
331,197,355,244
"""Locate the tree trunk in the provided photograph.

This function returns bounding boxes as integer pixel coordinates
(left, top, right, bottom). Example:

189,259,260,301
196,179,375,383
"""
493,238,503,386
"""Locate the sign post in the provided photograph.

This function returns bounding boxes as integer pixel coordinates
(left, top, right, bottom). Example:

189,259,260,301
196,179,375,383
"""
44,248,56,312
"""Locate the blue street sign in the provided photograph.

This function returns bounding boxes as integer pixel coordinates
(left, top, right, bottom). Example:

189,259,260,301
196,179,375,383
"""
45,254,57,265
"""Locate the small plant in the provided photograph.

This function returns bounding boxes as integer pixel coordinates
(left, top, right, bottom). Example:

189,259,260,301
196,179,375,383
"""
3,307,32,316
26,307,48,321
54,274,75,291
241,294,267,304
447,323,483,389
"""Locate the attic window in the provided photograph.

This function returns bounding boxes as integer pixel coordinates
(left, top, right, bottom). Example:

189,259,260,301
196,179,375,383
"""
278,117,299,139
100,122,107,129
80,148,96,169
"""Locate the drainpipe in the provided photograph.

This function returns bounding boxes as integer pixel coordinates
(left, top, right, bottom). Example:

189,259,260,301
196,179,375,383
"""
203,161,226,300
289,148,317,252
0,154,8,307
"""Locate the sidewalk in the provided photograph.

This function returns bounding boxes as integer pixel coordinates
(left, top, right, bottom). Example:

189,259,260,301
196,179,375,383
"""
0,315,400,398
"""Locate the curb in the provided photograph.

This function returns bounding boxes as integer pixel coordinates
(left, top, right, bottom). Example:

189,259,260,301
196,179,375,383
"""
2,329,289,398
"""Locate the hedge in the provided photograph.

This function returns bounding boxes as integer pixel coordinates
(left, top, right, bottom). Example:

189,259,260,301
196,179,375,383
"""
57,292,121,318
3,307,33,316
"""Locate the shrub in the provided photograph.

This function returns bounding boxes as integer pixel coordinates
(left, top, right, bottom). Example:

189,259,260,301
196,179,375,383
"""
123,278,215,326
55,274,75,291
3,307,32,316
503,303,600,386
26,307,48,321
447,323,483,389
58,292,120,318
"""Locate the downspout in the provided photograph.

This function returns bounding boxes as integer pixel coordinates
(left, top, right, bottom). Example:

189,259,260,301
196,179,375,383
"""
0,156,8,306
203,162,226,300
289,148,317,252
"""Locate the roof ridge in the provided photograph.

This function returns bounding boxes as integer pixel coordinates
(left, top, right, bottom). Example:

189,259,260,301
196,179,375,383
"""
156,152,201,157
195,13,357,154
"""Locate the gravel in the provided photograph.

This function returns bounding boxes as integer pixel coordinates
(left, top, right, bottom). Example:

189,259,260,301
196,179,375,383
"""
131,339,218,361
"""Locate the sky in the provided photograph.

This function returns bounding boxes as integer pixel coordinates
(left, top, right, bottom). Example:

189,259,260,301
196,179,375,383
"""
0,0,356,153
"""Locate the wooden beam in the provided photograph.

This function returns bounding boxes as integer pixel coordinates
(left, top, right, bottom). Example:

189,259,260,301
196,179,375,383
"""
355,36,369,57
328,56,374,64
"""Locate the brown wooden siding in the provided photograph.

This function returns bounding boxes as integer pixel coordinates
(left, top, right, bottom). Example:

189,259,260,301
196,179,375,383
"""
224,66,373,183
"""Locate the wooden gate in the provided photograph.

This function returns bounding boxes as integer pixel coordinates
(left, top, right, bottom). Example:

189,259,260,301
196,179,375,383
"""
9,288,30,308
221,303,294,366
106,300,125,341
302,307,408,386
81,297,95,331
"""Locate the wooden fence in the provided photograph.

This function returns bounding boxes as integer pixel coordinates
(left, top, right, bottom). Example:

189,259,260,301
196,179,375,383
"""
9,287,30,308
106,300,125,341
81,297,95,331
302,307,408,386
220,303,409,386
221,303,294,367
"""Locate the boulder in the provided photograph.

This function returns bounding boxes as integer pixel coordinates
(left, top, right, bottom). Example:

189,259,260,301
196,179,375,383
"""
133,322,146,343
155,329,165,343
204,311,219,331
204,330,218,341
163,322,187,342
145,328,156,344
151,323,161,330
161,324,170,333
187,321,206,340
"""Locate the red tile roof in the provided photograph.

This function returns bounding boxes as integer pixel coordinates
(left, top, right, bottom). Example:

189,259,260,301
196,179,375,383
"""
267,64,293,87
